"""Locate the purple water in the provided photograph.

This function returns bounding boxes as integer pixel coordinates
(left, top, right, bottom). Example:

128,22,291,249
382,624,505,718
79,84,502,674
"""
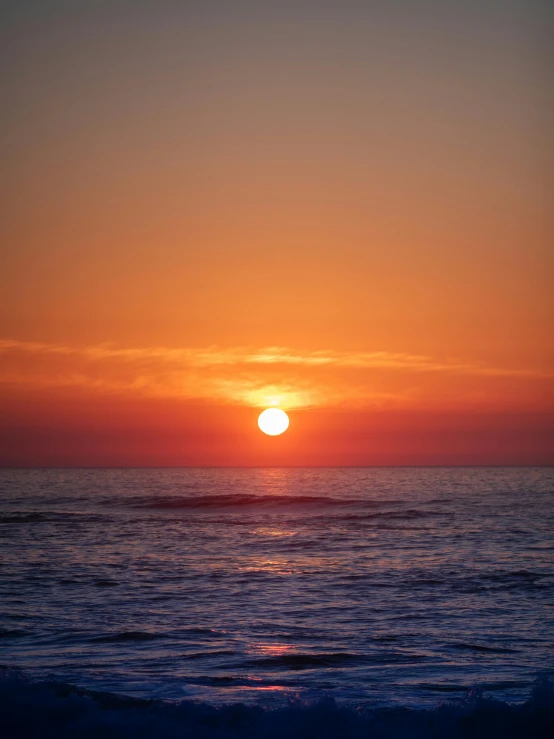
1,467,553,736
1,467,553,706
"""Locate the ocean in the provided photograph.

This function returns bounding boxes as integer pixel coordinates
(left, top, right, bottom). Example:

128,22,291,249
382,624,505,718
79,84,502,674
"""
1,467,553,737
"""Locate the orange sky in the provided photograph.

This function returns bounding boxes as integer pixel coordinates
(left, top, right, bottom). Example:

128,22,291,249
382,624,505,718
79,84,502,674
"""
1,1,553,465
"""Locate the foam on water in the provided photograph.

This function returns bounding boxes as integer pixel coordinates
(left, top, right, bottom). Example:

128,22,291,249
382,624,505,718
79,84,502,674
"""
1,669,553,739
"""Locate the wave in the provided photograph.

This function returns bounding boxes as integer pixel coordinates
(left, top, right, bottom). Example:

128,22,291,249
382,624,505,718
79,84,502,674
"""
240,651,429,670
0,497,369,519
0,496,441,521
242,652,364,669
91,631,170,643
448,643,519,654
1,670,552,739
0,630,27,639
128,493,360,509
0,512,105,524
120,495,440,521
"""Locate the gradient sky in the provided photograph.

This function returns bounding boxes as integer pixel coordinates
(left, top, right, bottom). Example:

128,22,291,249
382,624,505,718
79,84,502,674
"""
1,0,553,465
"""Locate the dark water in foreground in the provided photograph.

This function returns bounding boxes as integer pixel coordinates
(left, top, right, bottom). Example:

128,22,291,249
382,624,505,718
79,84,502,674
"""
1,467,553,726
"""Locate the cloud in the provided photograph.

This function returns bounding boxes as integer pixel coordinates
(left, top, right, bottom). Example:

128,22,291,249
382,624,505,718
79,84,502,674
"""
0,339,547,375
0,338,550,409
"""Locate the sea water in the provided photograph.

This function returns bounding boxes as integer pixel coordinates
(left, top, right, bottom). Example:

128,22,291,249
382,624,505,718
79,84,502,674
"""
1,467,553,735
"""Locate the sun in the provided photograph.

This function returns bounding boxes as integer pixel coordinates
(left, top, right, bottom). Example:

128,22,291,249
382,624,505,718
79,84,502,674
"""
258,408,289,436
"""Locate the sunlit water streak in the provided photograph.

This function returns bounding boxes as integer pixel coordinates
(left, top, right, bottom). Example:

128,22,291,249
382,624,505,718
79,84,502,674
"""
0,467,553,708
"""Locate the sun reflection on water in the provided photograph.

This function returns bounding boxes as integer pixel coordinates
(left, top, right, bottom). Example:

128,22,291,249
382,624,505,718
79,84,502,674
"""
249,528,297,538
250,643,295,657
239,558,294,575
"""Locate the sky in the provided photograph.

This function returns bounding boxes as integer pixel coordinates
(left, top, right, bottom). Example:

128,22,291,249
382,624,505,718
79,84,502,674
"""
1,0,552,466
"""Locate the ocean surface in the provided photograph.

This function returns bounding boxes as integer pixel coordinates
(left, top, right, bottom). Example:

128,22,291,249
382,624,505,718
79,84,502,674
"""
1,467,553,736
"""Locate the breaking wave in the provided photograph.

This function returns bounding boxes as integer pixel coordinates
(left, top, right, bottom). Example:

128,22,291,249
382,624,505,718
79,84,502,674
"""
1,670,553,739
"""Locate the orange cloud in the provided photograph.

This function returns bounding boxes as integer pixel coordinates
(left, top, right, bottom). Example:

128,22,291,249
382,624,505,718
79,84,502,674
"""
0,338,551,412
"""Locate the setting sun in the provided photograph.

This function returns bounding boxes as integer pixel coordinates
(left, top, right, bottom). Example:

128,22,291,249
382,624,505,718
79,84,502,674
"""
258,408,289,436
1,2,552,734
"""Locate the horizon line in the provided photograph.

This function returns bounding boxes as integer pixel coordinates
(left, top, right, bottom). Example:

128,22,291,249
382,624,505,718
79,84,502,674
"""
1,464,553,470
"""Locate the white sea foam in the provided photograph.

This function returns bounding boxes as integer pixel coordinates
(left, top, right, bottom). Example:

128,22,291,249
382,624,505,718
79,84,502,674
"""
1,670,553,739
